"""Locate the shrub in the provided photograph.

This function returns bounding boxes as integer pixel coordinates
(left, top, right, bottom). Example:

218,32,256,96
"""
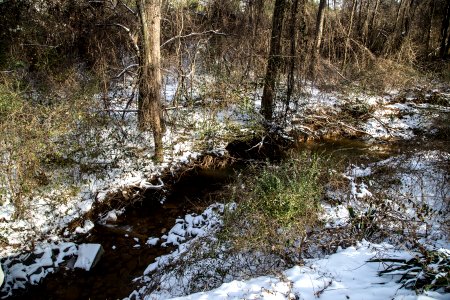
221,151,325,262
0,73,100,216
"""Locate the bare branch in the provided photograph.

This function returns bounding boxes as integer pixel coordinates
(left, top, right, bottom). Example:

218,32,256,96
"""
160,30,227,48
115,63,139,78
112,22,131,32
100,109,138,112
20,43,60,48
119,0,137,15
97,23,139,53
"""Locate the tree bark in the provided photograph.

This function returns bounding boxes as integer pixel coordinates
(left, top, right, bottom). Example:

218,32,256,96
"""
261,0,287,121
368,0,380,48
425,0,436,55
343,0,356,69
137,0,164,162
297,0,307,76
361,0,371,45
309,0,326,79
286,0,300,109
440,0,450,58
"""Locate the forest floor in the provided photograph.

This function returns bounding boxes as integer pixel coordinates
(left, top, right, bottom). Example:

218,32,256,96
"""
0,78,449,299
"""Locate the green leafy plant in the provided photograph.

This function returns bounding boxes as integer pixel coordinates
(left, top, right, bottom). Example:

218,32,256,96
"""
221,151,326,262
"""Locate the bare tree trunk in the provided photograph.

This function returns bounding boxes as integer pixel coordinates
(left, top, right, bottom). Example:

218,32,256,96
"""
440,0,450,58
425,0,436,54
309,0,326,79
297,0,307,79
261,0,286,121
286,0,300,109
343,0,356,69
402,0,415,38
137,0,164,162
368,0,380,47
393,0,404,35
361,0,371,45
244,0,264,78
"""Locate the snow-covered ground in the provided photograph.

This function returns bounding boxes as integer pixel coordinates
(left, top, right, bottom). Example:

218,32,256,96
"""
165,242,446,300
1,81,449,298
125,148,449,300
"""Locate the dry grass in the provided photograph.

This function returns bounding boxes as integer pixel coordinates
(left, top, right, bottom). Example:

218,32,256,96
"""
0,72,100,217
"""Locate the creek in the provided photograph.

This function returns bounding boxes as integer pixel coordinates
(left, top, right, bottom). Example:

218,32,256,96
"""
4,138,449,299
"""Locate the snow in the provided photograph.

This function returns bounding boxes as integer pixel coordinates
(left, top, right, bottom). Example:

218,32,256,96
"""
74,244,103,271
0,265,3,287
126,142,449,299
133,238,448,300
1,242,78,298
364,101,436,140
146,237,160,246
74,220,95,234
165,241,444,300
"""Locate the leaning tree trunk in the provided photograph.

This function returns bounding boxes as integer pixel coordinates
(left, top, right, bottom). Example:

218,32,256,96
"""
309,0,326,80
137,0,164,162
261,0,287,121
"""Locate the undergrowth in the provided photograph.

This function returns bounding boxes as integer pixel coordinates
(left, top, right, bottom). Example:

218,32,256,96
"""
220,151,327,263
0,73,101,217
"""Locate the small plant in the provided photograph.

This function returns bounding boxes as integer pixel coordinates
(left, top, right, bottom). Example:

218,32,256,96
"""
221,151,326,262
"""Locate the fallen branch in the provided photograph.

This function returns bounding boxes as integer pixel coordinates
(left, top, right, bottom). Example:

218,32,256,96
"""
337,121,370,135
368,114,394,137
139,178,164,190
100,109,139,113
246,136,265,152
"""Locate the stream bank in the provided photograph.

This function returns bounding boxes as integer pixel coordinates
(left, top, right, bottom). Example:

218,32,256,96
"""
2,159,238,300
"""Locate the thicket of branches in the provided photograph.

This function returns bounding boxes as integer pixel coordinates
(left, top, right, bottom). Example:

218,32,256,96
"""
1,0,449,94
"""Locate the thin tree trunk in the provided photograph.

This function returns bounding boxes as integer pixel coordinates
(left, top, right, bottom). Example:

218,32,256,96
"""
297,0,307,80
286,0,300,110
309,0,326,79
343,0,356,69
368,0,380,48
261,0,287,121
425,0,435,55
440,0,450,58
393,0,404,36
361,0,371,45
137,0,164,162
244,0,264,78
402,0,415,38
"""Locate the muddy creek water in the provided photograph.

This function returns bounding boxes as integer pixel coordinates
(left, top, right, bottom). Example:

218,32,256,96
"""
5,138,449,299
7,165,237,300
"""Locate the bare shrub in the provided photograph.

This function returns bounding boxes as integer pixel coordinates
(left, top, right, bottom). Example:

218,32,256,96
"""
0,72,101,217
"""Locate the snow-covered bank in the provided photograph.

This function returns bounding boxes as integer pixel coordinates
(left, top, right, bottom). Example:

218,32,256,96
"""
127,148,449,300
167,241,447,300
